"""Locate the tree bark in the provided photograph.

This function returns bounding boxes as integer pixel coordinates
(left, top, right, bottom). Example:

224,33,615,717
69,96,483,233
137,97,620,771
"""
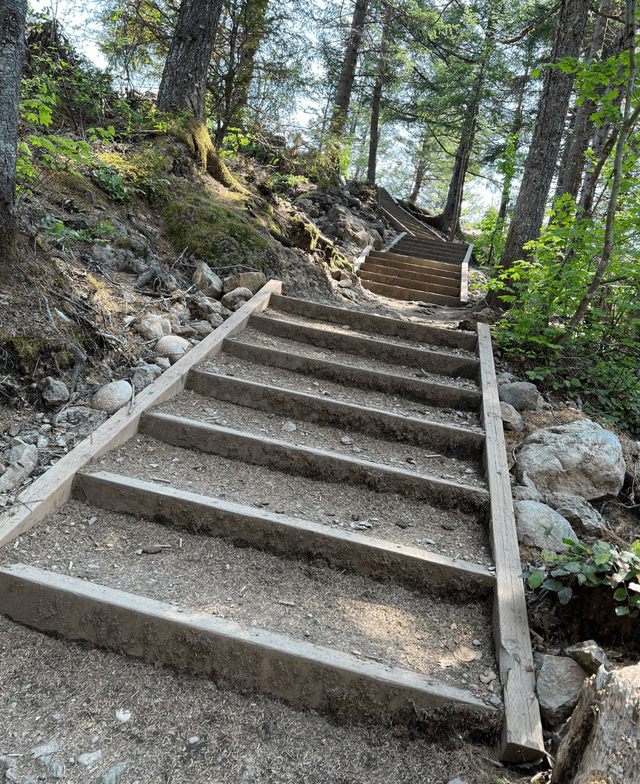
329,0,370,139
498,0,590,272
157,0,223,122
551,662,640,784
366,5,392,185
0,0,27,270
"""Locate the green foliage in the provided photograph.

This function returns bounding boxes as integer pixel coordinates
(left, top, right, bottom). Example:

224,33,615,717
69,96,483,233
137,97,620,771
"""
38,216,116,250
472,207,507,268
523,539,640,617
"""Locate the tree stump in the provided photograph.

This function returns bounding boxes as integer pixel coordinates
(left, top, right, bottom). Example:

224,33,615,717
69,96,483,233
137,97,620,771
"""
551,663,640,784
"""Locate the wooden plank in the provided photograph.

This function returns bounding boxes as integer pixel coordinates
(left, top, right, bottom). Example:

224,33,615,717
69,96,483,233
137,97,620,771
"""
385,231,406,251
379,204,416,237
359,280,460,308
365,254,461,281
187,370,485,456
250,314,480,378
476,323,545,763
222,339,482,410
358,269,460,298
0,281,283,549
353,244,372,272
269,294,477,350
139,412,489,512
0,563,497,721
73,472,496,593
373,250,462,272
460,244,472,305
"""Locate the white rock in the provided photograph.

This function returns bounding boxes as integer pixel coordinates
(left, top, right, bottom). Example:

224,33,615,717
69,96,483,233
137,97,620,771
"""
41,376,69,405
115,709,131,723
193,261,223,299
500,401,524,431
131,363,162,393
78,750,102,767
154,356,171,371
282,421,297,432
92,380,133,414
134,314,172,341
537,654,587,725
514,500,578,551
221,287,253,311
0,444,39,492
516,419,625,500
155,335,191,364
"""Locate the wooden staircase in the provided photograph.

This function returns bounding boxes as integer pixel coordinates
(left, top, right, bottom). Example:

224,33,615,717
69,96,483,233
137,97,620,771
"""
356,188,472,307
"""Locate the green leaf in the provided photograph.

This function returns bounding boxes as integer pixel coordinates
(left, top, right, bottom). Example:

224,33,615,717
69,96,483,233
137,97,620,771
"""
614,587,628,601
616,606,630,616
558,587,573,604
542,578,563,592
551,568,569,577
528,571,545,589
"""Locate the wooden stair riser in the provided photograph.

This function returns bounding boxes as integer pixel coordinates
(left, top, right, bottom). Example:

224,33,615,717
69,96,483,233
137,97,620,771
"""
270,294,475,350
139,412,489,513
394,241,466,257
360,262,460,289
249,315,479,379
0,564,497,721
187,370,485,457
393,247,466,265
364,256,461,282
358,269,460,298
360,280,460,307
72,472,495,594
222,339,483,411
370,250,461,273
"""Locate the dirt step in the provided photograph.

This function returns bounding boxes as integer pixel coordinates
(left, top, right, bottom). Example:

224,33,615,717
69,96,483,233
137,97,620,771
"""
360,280,460,307
249,314,479,379
138,412,489,512
269,293,476,351
92,433,492,560
185,370,485,459
219,339,483,411
0,561,499,722
358,269,461,298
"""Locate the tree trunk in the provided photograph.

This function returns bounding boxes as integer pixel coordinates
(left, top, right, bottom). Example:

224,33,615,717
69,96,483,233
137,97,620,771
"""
551,663,640,784
366,6,392,186
498,0,590,273
557,0,611,200
329,0,370,139
0,0,27,270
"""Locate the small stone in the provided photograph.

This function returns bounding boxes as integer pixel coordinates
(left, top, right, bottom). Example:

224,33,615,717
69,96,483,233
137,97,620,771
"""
565,640,613,676
340,436,353,445
115,709,131,723
0,757,17,772
191,320,214,337
31,739,60,757
188,737,200,746
282,421,297,432
223,271,266,295
134,314,172,341
500,401,524,431
92,380,133,415
489,696,502,706
103,762,127,784
131,363,162,393
514,500,578,551
221,287,253,311
193,261,223,299
498,381,542,411
154,356,171,371
537,654,588,725
41,376,69,405
155,335,191,365
78,750,102,767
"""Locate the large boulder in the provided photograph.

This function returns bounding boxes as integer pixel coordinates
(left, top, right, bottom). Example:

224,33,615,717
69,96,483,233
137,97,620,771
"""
154,335,191,365
222,271,266,295
193,261,223,299
516,420,625,500
514,500,578,551
545,493,605,537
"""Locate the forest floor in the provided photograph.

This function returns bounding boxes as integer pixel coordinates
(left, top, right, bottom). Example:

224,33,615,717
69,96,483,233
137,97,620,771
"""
1,135,639,784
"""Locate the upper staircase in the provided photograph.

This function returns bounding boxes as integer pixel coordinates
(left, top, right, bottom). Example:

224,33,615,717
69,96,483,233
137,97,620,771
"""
356,187,472,307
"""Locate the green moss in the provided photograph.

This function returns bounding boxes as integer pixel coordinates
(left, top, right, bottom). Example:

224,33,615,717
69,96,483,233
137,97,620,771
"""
0,332,68,371
289,215,321,252
161,187,270,264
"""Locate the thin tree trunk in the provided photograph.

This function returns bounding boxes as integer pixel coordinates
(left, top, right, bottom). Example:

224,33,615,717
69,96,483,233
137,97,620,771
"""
329,0,370,139
558,0,638,342
366,6,392,186
498,0,590,274
0,0,27,270
558,0,611,199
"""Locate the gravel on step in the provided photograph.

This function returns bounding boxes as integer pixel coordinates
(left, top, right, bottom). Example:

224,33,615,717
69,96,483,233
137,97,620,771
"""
9,499,499,705
90,435,492,561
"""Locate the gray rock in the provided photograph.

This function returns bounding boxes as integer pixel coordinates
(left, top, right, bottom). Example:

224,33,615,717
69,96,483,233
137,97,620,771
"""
221,286,253,310
498,381,542,411
154,356,171,371
191,320,213,337
0,756,17,772
41,376,69,405
169,305,191,326
193,261,223,299
514,501,578,551
134,314,171,341
78,750,102,767
92,380,133,414
566,640,613,676
496,371,516,385
446,779,468,784
516,420,625,500
154,335,191,365
131,363,162,393
545,493,605,537
0,443,39,492
187,291,232,324
31,739,60,757
512,485,545,503
536,654,588,725
222,271,267,295
55,406,108,440
103,762,127,784
500,401,524,431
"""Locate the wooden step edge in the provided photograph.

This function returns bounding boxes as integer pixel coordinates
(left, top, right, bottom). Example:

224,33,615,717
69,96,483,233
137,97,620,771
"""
0,563,497,722
187,369,485,456
249,314,479,379
139,413,490,514
360,280,461,308
0,280,284,550
476,323,545,764
221,339,482,411
73,472,496,594
268,293,476,351
357,269,461,298
363,257,461,282
372,250,462,271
